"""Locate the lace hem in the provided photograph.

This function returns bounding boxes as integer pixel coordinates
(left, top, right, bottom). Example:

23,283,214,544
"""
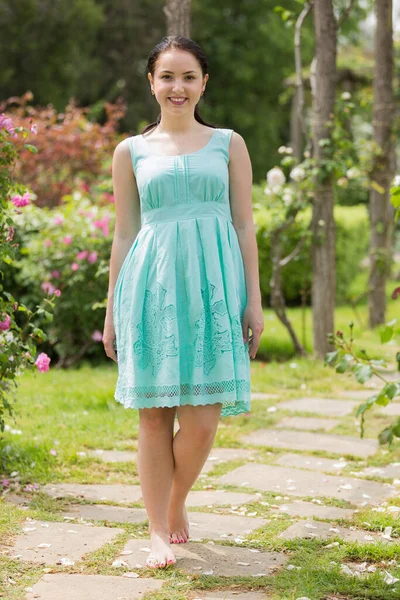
114,379,251,418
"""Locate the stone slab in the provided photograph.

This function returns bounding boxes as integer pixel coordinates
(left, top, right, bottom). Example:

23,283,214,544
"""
274,453,358,473
121,539,287,577
251,393,279,400
61,492,259,524
217,464,396,505
87,449,137,463
272,500,354,520
276,417,339,432
2,493,30,506
183,512,266,541
1,520,124,565
186,490,260,507
25,574,163,600
42,484,259,509
359,463,400,480
279,519,399,544
277,398,358,416
41,483,142,503
188,593,270,600
201,448,259,474
188,592,270,600
241,429,378,458
378,403,400,416
63,504,148,524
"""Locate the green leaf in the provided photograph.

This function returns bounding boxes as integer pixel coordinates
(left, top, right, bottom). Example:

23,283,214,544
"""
384,383,399,400
325,350,339,366
375,394,389,406
378,427,393,445
354,363,373,384
392,421,400,438
335,358,350,373
24,144,38,154
370,359,387,369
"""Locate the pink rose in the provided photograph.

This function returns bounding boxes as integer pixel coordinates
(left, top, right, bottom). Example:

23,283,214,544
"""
43,239,52,247
87,251,98,264
53,215,64,225
51,270,61,279
71,262,79,271
92,330,103,342
11,192,31,207
41,281,56,295
35,352,51,373
0,113,15,135
93,215,110,237
62,235,73,245
76,250,88,260
6,226,14,242
0,315,11,331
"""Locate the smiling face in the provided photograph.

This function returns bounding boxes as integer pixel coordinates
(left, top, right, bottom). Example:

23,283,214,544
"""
148,49,208,114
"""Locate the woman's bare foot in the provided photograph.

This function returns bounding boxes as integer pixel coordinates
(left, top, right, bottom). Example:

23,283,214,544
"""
168,503,190,543
146,527,176,568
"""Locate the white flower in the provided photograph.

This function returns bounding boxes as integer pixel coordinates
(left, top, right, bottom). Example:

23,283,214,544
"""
346,167,361,179
278,146,293,155
337,177,348,188
303,150,311,158
341,92,351,100
318,220,325,226
283,193,293,207
290,166,306,182
264,185,273,196
267,167,285,188
393,174,400,187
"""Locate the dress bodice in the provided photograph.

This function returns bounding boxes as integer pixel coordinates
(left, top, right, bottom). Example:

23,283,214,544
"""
127,128,233,215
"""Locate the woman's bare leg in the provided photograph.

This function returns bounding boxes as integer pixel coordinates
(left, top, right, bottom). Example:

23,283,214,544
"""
168,402,222,543
137,406,177,568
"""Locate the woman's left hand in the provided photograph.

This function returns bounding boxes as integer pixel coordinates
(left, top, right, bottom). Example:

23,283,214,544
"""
242,302,264,359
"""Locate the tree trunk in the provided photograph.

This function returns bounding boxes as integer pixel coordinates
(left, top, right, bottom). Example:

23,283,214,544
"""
368,0,395,328
270,230,307,357
310,0,337,359
164,0,191,37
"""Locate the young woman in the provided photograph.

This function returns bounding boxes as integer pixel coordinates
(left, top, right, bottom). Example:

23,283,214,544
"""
103,35,264,570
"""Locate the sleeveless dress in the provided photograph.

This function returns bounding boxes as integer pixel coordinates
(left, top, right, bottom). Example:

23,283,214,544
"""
113,127,251,417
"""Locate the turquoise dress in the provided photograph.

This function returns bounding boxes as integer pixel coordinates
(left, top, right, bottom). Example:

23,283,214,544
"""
113,127,251,417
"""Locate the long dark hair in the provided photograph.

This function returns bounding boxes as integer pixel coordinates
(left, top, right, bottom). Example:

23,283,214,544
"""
141,35,218,134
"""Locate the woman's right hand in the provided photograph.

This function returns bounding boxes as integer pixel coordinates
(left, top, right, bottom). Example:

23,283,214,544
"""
103,317,118,363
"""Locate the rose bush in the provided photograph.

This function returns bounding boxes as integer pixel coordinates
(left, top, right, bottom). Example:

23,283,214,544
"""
8,188,115,367
0,109,59,432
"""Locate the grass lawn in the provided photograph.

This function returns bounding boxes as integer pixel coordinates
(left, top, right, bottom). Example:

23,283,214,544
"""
0,270,399,599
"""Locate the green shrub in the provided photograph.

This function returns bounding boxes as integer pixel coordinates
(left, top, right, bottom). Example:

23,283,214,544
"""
253,184,370,306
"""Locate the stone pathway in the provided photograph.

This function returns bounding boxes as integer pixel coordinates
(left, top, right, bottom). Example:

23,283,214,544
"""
3,389,400,599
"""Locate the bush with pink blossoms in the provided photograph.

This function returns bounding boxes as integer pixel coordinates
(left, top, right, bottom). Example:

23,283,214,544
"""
8,187,115,366
0,110,59,432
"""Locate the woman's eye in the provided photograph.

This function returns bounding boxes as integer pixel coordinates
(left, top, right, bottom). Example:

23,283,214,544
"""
161,75,195,80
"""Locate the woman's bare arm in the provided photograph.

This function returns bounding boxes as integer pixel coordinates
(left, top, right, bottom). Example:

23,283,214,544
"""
103,138,141,361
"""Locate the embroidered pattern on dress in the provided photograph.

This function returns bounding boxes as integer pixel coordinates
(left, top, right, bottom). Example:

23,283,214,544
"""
131,280,247,377
194,283,231,375
133,282,178,375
